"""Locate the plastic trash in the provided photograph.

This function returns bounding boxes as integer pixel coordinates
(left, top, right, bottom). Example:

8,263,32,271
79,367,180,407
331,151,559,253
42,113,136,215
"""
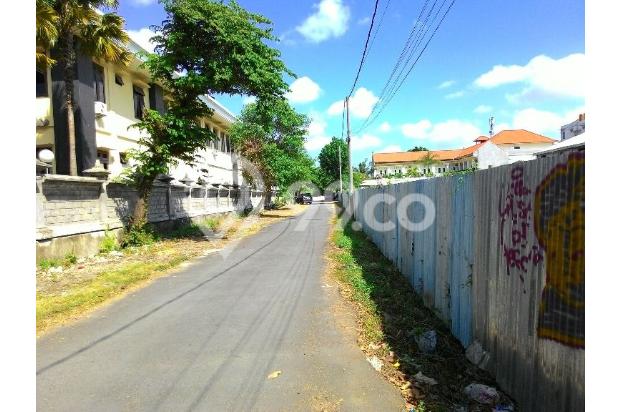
366,355,383,371
413,371,437,386
415,330,437,353
465,340,490,369
464,383,500,405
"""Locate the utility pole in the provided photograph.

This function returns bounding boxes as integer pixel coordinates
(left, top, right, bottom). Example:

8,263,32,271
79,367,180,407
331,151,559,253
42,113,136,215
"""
345,96,354,213
338,144,343,194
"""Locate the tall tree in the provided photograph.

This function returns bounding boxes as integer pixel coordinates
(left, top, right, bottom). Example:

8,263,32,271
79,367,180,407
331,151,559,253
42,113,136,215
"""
229,98,313,204
35,0,131,175
318,136,348,188
129,0,292,226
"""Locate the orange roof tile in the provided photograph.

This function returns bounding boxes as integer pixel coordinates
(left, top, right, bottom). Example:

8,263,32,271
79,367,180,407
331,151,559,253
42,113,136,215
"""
489,129,555,144
373,144,483,164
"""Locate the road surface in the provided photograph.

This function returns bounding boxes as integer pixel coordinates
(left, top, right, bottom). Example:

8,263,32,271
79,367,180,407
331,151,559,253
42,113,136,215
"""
37,203,405,411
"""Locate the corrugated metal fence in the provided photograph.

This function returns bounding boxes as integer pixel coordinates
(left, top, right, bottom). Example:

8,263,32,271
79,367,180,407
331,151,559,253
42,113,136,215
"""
342,150,584,411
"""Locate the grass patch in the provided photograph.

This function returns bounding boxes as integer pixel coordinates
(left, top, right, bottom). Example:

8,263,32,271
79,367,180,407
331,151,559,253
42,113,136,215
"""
37,256,186,332
326,207,507,411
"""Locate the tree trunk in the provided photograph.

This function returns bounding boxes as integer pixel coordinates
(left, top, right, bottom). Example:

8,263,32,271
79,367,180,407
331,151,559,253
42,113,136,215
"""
62,32,78,176
131,187,151,230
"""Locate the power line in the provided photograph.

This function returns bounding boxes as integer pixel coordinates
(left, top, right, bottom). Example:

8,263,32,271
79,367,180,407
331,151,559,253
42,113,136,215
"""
347,0,382,98
356,0,457,133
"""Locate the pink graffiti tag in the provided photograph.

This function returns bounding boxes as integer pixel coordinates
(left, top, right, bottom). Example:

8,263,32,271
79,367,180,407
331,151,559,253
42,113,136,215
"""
499,166,543,292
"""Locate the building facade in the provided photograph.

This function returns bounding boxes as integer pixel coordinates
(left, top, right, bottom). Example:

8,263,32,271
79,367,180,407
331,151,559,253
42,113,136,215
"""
560,113,585,141
36,32,242,186
372,129,555,178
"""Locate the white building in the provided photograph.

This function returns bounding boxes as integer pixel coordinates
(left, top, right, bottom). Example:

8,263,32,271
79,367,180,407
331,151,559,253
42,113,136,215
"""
560,113,585,141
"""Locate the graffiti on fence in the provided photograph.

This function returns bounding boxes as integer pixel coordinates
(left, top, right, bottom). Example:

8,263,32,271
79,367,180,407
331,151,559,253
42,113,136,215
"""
499,165,543,292
534,152,585,348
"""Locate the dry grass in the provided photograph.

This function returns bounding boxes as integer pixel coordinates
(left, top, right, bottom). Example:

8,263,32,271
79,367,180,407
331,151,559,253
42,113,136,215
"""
36,204,307,336
324,206,509,411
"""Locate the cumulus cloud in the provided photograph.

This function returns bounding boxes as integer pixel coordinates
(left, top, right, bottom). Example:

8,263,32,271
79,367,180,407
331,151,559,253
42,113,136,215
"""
438,80,455,89
285,76,322,103
401,119,482,146
242,96,257,106
445,90,465,99
474,105,493,114
130,0,156,6
296,0,350,43
327,87,379,119
511,106,584,135
351,133,382,150
378,122,392,133
305,113,332,151
126,27,157,53
379,144,402,153
474,53,585,101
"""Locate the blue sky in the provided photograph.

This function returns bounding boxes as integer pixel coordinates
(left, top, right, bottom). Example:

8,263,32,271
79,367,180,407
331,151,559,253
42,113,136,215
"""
119,0,584,166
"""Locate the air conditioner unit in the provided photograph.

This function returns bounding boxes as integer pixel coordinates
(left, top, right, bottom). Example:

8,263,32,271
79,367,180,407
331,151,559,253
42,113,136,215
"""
94,101,108,117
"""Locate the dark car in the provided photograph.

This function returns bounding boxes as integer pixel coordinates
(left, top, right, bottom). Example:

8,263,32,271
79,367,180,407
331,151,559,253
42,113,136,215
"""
296,192,313,204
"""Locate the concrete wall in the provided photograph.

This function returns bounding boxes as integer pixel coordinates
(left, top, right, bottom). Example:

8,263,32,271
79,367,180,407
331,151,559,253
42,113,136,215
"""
36,175,264,261
342,150,584,411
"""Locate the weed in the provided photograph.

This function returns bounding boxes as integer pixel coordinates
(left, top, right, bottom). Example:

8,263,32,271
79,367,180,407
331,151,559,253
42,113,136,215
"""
120,225,158,248
167,223,205,239
38,258,61,271
204,216,222,231
99,229,120,253
63,252,77,266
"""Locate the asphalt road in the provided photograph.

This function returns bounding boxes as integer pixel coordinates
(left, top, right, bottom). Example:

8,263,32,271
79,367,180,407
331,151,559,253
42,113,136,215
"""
37,203,404,411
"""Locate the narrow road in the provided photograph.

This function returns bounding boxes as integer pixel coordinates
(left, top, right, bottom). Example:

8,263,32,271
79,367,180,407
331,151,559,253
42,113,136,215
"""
37,203,404,411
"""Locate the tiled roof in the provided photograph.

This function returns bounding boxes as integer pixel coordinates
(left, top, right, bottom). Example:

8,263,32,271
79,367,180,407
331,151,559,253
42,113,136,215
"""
489,129,555,144
373,129,555,165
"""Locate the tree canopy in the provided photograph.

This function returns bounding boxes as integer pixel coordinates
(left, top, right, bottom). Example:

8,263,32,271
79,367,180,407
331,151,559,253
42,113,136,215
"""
317,137,348,189
129,0,295,225
408,146,429,152
229,98,314,199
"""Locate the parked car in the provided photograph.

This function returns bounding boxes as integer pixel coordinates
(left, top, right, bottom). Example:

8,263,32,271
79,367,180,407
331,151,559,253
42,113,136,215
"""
296,192,313,204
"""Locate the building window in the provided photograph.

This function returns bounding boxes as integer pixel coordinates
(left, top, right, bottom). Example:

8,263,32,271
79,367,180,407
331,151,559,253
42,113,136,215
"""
36,69,47,97
513,146,520,149
93,63,106,103
115,74,124,86
133,85,145,119
97,150,109,170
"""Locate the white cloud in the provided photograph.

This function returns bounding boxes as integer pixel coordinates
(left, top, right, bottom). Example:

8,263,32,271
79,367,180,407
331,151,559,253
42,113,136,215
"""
351,134,382,150
474,53,585,100
401,119,482,146
242,96,257,106
327,87,379,118
126,27,157,53
357,16,371,25
378,122,392,133
305,113,332,151
285,76,322,103
130,0,156,6
296,0,350,43
474,105,493,114
445,90,465,99
511,106,584,135
379,144,402,153
438,80,455,89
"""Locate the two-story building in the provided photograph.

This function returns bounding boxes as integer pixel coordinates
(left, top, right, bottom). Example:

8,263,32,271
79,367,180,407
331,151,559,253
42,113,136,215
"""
372,129,556,177
36,31,242,186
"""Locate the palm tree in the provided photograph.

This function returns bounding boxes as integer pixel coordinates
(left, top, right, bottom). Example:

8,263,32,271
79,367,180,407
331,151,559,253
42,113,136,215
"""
36,0,130,175
421,151,437,176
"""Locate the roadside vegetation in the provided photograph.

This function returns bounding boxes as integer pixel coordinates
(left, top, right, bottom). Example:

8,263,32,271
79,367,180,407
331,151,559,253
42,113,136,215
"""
326,206,511,411
36,205,306,335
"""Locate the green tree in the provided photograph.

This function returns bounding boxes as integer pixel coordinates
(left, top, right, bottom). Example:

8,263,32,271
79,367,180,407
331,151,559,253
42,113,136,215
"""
35,0,131,176
318,137,348,188
129,0,292,227
420,151,437,175
408,146,428,152
229,98,313,205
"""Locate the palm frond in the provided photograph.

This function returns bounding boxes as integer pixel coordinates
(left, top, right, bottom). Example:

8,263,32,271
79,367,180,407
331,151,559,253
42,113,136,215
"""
78,11,131,66
36,0,59,68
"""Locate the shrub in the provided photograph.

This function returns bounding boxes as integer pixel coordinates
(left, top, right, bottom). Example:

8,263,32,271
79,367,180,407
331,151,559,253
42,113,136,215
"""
38,258,61,271
99,230,120,253
120,225,158,248
167,222,205,239
63,252,77,266
204,216,222,231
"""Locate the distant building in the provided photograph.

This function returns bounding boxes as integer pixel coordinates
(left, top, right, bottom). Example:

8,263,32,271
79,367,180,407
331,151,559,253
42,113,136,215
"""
372,129,555,177
535,133,586,158
560,113,585,141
